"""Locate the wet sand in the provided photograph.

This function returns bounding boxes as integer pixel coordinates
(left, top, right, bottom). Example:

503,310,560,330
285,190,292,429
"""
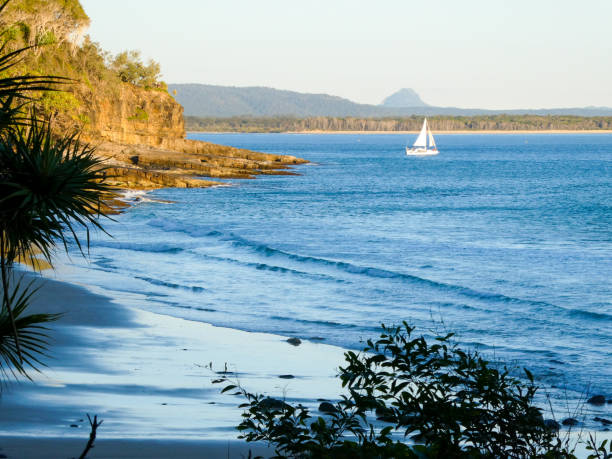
0,272,347,457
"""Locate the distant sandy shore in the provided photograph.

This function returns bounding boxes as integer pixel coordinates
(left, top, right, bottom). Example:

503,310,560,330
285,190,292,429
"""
189,129,612,135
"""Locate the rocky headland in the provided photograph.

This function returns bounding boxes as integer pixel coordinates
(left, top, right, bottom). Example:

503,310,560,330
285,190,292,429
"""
85,85,307,191
0,0,307,193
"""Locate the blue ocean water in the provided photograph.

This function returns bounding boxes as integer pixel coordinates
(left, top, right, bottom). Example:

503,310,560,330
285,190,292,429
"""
56,133,611,406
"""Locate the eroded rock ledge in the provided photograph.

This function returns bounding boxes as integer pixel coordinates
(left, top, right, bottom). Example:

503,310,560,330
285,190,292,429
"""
96,138,308,190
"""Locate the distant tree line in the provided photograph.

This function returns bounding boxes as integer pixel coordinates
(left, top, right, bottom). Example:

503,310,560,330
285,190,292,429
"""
185,115,612,133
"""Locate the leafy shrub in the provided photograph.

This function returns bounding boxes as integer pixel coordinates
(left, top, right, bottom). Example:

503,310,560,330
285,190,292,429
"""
128,107,148,122
38,90,79,114
216,323,578,458
109,50,164,90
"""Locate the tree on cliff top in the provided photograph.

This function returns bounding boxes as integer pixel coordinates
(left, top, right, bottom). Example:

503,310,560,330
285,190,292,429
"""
110,50,165,90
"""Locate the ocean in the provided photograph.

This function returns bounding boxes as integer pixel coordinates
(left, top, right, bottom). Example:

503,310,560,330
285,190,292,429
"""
52,133,611,413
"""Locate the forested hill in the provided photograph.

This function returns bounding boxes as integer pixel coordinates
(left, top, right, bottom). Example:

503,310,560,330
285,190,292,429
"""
170,84,612,118
185,115,612,133
168,84,390,117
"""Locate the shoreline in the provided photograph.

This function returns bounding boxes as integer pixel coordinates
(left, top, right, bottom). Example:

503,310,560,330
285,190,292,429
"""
188,129,612,135
1,270,609,457
0,271,347,457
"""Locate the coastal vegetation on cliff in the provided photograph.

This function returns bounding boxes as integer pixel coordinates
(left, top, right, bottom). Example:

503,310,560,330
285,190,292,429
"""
185,115,612,133
0,1,168,138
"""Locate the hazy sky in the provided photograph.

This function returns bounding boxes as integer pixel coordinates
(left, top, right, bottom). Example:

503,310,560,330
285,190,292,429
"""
81,0,612,109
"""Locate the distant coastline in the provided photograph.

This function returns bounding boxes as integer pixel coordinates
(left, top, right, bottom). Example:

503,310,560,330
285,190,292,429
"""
188,129,612,135
185,114,612,134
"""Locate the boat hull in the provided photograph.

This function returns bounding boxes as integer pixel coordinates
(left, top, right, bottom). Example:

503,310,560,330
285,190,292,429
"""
405,148,439,156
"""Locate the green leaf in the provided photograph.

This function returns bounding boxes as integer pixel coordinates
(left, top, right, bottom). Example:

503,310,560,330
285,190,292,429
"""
221,385,237,393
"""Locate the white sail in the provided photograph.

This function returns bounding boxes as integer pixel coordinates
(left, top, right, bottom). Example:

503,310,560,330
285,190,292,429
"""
428,128,436,149
413,119,428,148
406,117,439,156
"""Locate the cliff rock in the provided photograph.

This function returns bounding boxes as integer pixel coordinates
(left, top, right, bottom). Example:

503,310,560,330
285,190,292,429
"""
82,85,307,191
83,85,185,148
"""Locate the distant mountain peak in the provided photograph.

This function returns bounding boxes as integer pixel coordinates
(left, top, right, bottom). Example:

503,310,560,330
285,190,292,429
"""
381,88,429,107
169,83,612,118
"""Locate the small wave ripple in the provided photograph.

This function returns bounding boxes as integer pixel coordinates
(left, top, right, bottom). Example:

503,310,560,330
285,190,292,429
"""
92,240,184,254
146,218,610,324
224,233,610,323
135,276,205,292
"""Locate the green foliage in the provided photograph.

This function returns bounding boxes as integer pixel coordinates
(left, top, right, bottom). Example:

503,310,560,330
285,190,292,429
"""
38,89,79,114
34,30,56,46
110,50,164,90
0,51,70,131
128,106,148,122
0,114,112,379
2,24,21,41
74,36,112,82
76,112,89,125
0,1,165,131
216,323,577,458
0,115,111,263
586,435,612,459
6,0,88,22
0,275,59,380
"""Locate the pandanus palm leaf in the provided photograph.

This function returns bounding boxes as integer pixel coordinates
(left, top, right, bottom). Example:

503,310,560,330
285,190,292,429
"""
0,275,59,381
0,116,112,263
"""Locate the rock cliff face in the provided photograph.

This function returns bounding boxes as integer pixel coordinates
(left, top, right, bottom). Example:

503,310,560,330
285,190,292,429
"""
84,85,185,149
82,84,308,191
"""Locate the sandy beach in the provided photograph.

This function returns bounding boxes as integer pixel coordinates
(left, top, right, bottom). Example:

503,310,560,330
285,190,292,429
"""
0,271,347,458
1,268,609,458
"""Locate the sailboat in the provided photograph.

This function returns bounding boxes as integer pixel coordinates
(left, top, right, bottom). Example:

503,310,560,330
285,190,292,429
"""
406,118,438,156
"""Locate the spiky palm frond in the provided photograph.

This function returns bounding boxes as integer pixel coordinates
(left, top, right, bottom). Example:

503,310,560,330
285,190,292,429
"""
0,115,113,263
0,45,71,92
0,275,59,381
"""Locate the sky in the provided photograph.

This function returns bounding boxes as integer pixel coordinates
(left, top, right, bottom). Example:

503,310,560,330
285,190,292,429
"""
80,0,612,109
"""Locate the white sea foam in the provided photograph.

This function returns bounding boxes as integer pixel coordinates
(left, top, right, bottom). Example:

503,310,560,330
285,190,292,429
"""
118,189,149,203
119,189,174,204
